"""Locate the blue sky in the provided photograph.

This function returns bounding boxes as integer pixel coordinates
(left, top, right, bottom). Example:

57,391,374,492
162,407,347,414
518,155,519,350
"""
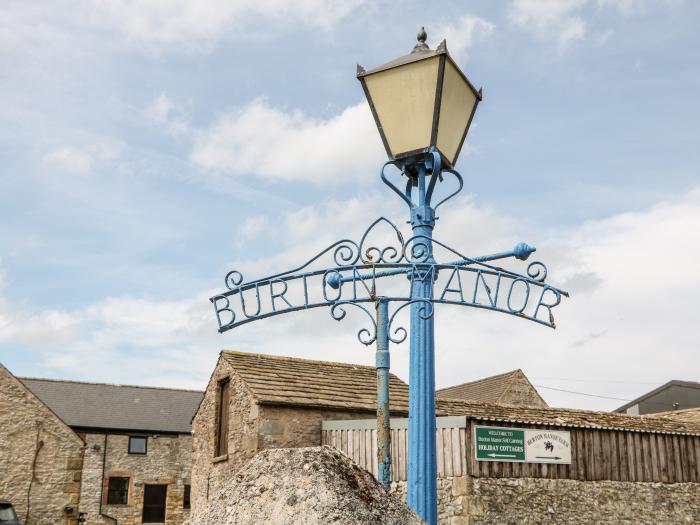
1,0,699,410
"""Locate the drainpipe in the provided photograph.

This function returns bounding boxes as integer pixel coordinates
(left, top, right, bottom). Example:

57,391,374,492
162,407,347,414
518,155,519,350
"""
99,434,118,524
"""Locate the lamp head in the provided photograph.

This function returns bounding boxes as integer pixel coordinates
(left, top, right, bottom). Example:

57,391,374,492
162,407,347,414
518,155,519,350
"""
357,28,482,169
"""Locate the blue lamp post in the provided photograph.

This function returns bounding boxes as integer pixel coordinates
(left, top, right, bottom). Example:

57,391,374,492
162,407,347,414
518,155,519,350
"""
357,28,482,524
210,27,568,525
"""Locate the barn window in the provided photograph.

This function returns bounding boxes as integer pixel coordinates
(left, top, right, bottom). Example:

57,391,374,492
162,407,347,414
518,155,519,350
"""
183,484,191,509
215,378,230,457
107,477,129,505
128,436,147,455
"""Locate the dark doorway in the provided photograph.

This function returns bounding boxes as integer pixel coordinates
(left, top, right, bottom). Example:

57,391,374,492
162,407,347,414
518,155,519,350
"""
142,484,167,523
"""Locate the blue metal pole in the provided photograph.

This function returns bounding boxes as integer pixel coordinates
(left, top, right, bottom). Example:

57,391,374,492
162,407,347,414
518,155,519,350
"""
375,297,391,488
407,163,437,524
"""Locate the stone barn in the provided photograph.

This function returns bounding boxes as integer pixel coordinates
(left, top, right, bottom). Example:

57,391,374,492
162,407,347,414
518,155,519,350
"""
437,369,548,408
190,349,411,522
191,350,700,524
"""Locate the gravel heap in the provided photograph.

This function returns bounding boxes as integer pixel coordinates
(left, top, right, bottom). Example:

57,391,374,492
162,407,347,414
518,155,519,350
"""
202,445,425,525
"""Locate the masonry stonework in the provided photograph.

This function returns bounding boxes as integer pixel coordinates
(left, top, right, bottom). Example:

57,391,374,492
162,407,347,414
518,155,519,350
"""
0,364,84,525
190,355,384,523
497,372,547,408
390,477,700,524
78,433,192,525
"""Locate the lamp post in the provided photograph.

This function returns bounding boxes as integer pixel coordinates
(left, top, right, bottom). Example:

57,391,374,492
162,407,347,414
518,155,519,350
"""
357,28,482,524
210,27,568,525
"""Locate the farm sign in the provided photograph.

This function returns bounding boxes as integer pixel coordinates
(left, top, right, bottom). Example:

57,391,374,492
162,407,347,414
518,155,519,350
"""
474,426,571,464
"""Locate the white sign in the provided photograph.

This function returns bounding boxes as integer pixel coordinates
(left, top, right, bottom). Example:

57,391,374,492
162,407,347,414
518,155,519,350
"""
524,429,571,464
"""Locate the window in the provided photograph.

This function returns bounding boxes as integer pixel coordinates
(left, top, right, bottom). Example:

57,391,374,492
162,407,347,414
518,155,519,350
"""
215,378,230,457
107,477,129,505
183,484,191,509
128,436,147,455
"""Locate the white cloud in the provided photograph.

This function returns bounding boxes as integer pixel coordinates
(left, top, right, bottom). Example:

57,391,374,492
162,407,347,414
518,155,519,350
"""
508,0,587,51
145,92,189,136
508,0,687,51
239,215,269,242
435,16,495,64
191,98,385,184
43,143,119,176
2,186,699,409
96,0,366,48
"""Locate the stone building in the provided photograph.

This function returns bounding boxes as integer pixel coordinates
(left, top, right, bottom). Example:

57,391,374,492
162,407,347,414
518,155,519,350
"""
0,362,202,525
190,350,410,523
437,369,547,408
192,351,700,524
21,377,202,525
0,364,84,525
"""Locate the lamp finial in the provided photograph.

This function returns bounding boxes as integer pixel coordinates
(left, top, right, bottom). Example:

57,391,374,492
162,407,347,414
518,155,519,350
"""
412,27,429,53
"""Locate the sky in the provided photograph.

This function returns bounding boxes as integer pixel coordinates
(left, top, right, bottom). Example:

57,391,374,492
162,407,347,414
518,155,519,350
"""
1,0,699,411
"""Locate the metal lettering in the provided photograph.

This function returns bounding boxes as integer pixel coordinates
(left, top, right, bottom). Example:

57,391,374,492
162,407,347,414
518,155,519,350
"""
269,279,293,312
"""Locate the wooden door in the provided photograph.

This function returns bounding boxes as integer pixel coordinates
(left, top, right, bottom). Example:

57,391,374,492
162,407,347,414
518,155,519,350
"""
142,484,167,523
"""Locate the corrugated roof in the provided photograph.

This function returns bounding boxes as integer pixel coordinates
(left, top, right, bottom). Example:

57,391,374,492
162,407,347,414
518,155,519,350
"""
436,399,700,436
221,350,409,414
20,377,203,434
437,370,520,403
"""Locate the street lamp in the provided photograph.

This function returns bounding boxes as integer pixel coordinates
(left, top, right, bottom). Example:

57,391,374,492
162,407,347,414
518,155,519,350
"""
357,27,482,169
211,26,568,525
358,28,482,524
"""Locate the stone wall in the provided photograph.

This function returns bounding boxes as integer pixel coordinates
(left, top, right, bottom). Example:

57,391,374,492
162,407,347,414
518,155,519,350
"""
78,432,192,525
257,405,375,450
498,372,547,408
0,364,85,525
190,357,382,524
391,476,700,524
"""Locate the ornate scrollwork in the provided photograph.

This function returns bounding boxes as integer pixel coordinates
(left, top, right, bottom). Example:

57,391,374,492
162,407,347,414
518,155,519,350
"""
527,261,548,282
359,217,405,264
329,301,377,346
387,300,435,344
225,270,244,290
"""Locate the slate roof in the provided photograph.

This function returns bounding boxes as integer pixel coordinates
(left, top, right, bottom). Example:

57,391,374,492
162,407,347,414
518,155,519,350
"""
20,377,203,434
437,369,545,406
221,350,410,414
436,399,700,436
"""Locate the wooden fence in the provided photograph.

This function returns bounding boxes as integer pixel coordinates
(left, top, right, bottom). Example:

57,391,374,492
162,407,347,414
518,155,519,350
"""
321,416,700,483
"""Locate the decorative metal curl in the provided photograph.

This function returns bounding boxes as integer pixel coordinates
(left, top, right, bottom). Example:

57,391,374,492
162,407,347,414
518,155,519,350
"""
329,301,377,346
225,270,244,290
358,217,405,264
527,261,548,282
387,300,435,344
431,168,464,212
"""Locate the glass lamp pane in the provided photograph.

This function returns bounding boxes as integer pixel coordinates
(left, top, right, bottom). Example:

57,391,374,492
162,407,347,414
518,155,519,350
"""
436,59,478,166
364,56,440,157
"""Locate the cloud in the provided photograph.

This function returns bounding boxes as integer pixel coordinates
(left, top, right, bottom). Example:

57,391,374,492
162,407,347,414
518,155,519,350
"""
507,0,687,51
145,92,189,136
43,143,120,176
507,0,587,51
96,0,366,48
435,16,495,64
191,98,385,184
2,185,699,409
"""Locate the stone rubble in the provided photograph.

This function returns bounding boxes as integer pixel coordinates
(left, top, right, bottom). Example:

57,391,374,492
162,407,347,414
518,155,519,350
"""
198,446,425,525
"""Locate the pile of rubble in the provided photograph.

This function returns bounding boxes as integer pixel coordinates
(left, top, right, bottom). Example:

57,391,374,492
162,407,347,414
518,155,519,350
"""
202,446,424,524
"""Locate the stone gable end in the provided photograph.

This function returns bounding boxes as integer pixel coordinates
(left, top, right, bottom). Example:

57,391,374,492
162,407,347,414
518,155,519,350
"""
0,364,85,525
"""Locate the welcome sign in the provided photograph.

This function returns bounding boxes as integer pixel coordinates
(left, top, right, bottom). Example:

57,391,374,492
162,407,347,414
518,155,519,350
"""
474,426,572,464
